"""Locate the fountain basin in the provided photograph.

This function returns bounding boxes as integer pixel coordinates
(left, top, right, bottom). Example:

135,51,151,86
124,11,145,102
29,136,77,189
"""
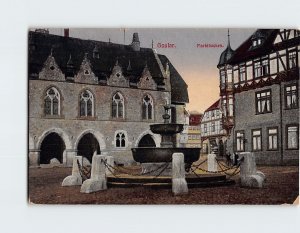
131,147,200,164
150,123,183,135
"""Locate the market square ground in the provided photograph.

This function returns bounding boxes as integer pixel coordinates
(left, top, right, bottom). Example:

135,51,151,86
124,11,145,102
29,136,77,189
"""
28,165,298,205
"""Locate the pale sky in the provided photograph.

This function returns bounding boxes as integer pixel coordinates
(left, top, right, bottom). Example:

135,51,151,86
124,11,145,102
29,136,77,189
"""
49,28,255,112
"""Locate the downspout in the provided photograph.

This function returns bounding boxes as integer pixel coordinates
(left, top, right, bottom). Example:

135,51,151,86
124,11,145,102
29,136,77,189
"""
279,80,283,165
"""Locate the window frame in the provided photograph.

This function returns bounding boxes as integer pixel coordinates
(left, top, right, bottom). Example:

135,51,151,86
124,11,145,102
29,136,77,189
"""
115,131,126,148
142,94,154,120
251,128,262,152
79,89,94,118
44,86,61,117
112,92,125,119
255,89,272,114
286,124,299,150
235,130,245,152
288,50,297,69
238,64,246,83
284,83,298,110
267,127,279,151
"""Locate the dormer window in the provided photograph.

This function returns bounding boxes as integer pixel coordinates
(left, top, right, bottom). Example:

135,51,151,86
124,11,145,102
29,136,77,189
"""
257,39,261,45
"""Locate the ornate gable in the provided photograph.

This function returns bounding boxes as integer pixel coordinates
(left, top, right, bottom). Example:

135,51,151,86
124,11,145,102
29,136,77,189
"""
39,51,65,81
137,65,157,90
74,53,98,84
107,61,129,87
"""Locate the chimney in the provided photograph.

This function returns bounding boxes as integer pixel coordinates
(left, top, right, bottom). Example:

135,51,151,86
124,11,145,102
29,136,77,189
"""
131,32,140,51
64,28,69,37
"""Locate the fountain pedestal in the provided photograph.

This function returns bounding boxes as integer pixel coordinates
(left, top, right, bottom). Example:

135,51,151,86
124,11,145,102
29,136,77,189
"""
132,104,201,176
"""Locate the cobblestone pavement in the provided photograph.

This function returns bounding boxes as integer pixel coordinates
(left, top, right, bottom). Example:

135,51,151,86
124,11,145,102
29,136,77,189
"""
28,165,298,204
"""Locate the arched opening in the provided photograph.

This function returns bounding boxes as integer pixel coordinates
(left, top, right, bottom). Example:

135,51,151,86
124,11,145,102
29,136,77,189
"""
138,134,156,147
77,133,100,162
40,132,65,164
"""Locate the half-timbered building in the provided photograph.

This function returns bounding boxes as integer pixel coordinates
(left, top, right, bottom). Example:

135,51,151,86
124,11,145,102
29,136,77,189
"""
218,29,299,165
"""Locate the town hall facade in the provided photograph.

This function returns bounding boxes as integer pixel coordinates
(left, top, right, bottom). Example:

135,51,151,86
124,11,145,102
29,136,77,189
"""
28,30,189,166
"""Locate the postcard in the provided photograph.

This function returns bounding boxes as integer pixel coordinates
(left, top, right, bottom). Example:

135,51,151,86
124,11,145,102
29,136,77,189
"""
28,28,299,204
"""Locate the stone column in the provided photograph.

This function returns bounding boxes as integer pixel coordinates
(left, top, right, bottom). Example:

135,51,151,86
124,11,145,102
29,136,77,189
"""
172,153,188,195
207,153,217,172
239,152,265,188
62,156,83,186
65,149,77,167
28,149,40,167
80,154,107,193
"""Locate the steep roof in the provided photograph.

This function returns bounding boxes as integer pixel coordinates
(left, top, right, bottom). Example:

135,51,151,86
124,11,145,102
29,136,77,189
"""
204,99,220,112
158,54,189,104
228,29,300,64
28,31,189,103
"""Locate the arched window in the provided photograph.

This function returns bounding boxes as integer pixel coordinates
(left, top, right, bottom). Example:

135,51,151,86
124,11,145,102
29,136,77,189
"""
115,132,126,148
112,92,124,118
44,87,60,116
142,95,153,120
79,90,94,117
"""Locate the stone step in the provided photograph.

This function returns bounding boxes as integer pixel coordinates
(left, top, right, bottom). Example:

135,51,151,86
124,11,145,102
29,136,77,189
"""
107,174,227,184
107,179,235,189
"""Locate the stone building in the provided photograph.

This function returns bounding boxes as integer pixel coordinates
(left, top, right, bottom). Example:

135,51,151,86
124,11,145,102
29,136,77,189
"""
200,99,226,155
218,29,299,165
28,30,189,166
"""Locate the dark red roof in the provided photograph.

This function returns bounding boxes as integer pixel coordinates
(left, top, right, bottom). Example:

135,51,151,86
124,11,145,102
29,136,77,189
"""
204,99,220,112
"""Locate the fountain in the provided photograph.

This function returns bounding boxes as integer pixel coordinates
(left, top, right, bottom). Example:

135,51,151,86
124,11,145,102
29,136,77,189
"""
131,104,201,171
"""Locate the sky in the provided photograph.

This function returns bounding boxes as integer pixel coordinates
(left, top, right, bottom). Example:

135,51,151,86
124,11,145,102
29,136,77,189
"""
49,28,255,112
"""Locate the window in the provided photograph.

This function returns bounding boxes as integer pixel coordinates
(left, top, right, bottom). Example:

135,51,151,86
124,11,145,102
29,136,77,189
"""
211,122,215,132
254,60,269,78
268,128,278,150
79,90,94,117
287,125,299,149
216,110,219,117
115,132,126,148
220,70,226,89
236,131,245,152
112,92,124,118
222,99,227,117
204,124,207,133
262,60,269,75
228,96,233,116
256,90,272,114
285,84,298,109
211,110,215,117
252,129,262,151
44,87,60,116
142,95,153,120
254,61,262,78
239,66,246,82
288,51,297,69
257,39,262,45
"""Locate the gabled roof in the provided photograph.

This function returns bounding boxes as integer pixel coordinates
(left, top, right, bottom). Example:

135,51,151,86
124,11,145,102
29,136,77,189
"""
28,31,189,103
204,99,220,112
228,29,300,64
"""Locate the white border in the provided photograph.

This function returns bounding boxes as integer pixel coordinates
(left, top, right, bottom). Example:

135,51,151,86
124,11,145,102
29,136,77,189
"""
0,0,299,232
